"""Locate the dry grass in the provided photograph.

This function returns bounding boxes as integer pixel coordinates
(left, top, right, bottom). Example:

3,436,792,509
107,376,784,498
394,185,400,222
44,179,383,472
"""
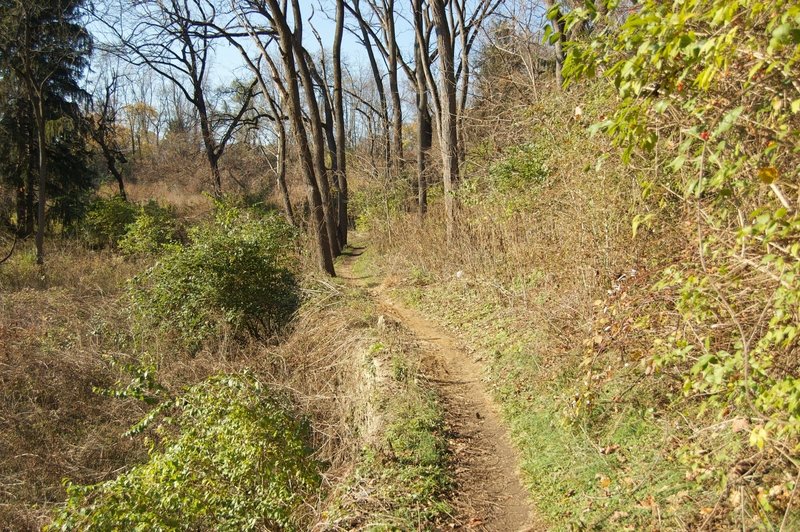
349,70,800,526
367,84,654,346
0,241,145,528
0,230,412,528
350,80,774,527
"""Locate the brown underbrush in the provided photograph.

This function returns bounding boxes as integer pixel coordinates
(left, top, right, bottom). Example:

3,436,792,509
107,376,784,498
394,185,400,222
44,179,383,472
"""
0,229,448,528
356,80,798,528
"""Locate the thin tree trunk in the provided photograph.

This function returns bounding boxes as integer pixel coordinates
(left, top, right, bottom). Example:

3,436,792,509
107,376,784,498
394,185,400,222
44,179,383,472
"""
455,4,470,168
333,0,348,247
274,116,294,225
431,0,460,241
353,0,392,179
290,0,340,258
546,0,565,88
321,89,340,225
385,0,403,170
15,186,26,236
267,0,335,275
25,141,35,236
415,40,432,217
270,106,295,226
197,92,223,196
418,98,432,217
33,94,46,265
99,144,127,200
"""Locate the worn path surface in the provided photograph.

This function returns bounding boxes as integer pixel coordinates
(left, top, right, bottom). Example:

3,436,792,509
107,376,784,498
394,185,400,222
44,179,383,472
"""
338,245,542,531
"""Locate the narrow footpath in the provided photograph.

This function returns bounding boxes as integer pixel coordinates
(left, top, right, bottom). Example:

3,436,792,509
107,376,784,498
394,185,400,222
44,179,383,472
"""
338,245,542,531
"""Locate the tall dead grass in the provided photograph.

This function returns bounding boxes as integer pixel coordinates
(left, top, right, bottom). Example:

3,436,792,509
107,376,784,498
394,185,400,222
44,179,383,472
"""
366,84,664,352
0,230,393,529
0,241,145,528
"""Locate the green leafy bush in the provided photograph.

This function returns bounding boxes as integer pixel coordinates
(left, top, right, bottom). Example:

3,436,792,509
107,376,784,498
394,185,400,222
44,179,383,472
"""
82,195,138,248
129,204,299,347
461,143,549,214
487,143,548,194
565,0,800,513
118,201,180,256
50,373,320,531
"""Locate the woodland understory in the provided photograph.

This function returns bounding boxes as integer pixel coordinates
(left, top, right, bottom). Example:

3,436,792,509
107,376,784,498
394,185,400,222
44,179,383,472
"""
1,0,799,530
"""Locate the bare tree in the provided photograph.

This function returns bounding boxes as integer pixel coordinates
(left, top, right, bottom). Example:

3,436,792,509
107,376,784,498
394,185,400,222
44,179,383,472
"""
87,73,128,199
226,0,339,274
98,0,257,196
346,0,393,179
260,90,296,226
411,0,433,216
332,0,349,246
412,0,500,237
429,0,460,240
544,0,566,88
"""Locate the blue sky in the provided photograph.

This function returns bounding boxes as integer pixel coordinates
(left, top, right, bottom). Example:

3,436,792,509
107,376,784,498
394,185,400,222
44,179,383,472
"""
209,0,417,86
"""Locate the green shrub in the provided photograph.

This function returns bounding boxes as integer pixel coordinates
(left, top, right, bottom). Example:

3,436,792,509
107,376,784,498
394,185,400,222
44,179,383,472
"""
461,143,549,213
118,201,180,256
487,143,548,194
82,195,138,248
129,205,299,347
50,373,320,531
564,0,800,522
350,180,411,232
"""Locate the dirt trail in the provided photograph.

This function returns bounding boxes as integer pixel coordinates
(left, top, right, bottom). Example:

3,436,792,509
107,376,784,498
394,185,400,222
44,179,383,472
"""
338,246,542,531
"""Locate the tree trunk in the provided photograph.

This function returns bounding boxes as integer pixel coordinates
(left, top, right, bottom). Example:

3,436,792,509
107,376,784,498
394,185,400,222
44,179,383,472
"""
415,41,432,217
546,0,565,89
456,5,470,168
321,89,340,224
33,94,46,264
267,0,335,275
15,186,26,236
385,0,403,170
197,99,223,196
431,0,460,241
25,141,35,236
275,121,295,225
354,0,392,179
418,98,432,217
100,144,127,200
290,0,341,258
333,0,348,247
271,106,295,226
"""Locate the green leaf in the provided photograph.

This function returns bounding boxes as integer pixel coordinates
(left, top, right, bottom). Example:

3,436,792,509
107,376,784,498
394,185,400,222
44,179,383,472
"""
669,154,687,172
632,213,655,238
712,106,743,137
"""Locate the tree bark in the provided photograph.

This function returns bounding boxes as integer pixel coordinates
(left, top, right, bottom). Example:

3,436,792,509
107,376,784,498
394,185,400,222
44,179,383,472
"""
267,0,335,275
104,145,127,200
196,89,223,196
33,94,46,265
290,0,341,258
333,0,348,247
274,121,294,225
384,0,403,170
546,0,566,88
414,38,432,217
430,0,460,241
351,0,392,179
264,92,295,225
25,139,35,236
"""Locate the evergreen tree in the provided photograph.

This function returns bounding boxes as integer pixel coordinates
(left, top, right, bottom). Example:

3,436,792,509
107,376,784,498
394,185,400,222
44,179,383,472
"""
0,0,92,259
